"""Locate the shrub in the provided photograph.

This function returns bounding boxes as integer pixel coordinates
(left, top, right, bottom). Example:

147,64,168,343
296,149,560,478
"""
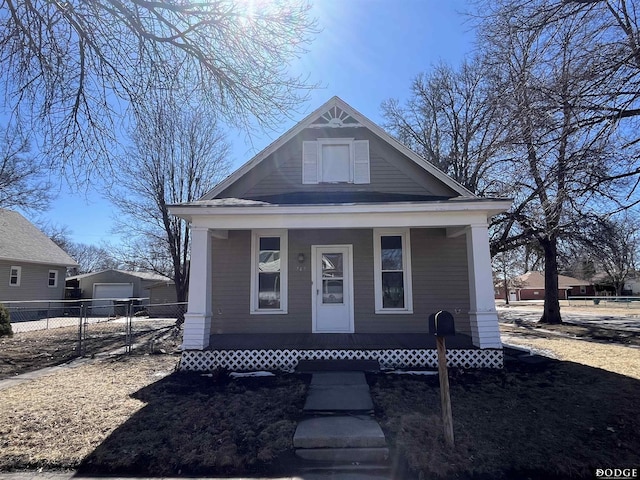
0,303,13,337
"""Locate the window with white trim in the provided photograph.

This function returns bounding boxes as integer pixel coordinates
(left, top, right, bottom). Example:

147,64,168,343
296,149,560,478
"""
250,230,288,314
9,266,21,287
302,139,370,184
48,270,58,288
373,229,413,313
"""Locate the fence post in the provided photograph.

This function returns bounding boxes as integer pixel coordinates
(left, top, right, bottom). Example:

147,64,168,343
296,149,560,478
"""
77,304,84,356
125,300,132,354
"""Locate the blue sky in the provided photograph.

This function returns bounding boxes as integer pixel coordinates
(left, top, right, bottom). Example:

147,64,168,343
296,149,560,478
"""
45,0,475,247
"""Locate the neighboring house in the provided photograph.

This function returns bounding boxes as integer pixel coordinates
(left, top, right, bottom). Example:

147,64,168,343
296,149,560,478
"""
146,280,180,317
624,274,640,295
169,97,511,372
65,269,172,315
0,208,78,306
495,271,594,301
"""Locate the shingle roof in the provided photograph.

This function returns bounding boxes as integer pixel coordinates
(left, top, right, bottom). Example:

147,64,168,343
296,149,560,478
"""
514,271,591,289
0,209,78,267
66,269,170,282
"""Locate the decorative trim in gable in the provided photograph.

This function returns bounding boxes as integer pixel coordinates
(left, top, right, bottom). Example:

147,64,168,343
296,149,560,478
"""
200,96,477,200
309,105,362,128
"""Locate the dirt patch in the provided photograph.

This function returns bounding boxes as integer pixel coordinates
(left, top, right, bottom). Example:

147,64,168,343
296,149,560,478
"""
0,354,309,476
0,320,179,380
370,359,640,479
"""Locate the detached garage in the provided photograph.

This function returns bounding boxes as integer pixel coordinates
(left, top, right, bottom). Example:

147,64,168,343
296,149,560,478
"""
66,269,172,312
92,283,135,316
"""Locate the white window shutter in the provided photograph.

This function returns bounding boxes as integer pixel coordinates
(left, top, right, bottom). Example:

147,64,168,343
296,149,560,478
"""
353,140,370,184
302,141,319,184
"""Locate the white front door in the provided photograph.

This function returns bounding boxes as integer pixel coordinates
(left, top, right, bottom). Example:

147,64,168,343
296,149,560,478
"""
312,245,354,333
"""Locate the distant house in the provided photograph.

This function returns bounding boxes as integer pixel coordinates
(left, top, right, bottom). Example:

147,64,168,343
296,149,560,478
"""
624,274,640,295
145,280,180,317
169,96,511,372
0,208,78,303
495,271,594,301
65,269,174,315
65,269,171,302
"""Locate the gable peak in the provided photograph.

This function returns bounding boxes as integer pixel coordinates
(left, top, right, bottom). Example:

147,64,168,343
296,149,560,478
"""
309,99,361,129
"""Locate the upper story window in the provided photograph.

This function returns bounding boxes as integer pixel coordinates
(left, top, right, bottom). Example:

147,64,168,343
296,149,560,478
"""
302,139,370,184
48,270,58,288
9,266,21,287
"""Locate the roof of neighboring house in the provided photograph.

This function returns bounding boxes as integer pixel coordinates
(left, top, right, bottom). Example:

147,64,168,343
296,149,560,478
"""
0,209,78,267
513,271,591,289
201,96,476,201
67,269,170,282
146,280,176,289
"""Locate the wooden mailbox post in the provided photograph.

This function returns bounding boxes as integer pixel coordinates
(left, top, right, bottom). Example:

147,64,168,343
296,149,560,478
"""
429,310,456,447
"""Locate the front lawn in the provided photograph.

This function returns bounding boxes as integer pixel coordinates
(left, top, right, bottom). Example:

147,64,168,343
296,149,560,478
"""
1,329,638,478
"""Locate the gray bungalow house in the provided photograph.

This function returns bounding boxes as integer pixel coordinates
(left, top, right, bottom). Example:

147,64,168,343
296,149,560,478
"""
170,97,511,371
0,208,78,303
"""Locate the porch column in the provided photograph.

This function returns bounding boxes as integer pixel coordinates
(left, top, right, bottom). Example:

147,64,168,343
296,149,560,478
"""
466,223,502,348
183,226,212,349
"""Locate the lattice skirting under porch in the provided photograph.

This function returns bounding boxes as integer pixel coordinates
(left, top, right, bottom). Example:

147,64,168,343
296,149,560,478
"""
179,348,503,372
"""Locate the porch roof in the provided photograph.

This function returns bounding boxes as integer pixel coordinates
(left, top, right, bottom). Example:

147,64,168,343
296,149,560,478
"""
169,196,512,230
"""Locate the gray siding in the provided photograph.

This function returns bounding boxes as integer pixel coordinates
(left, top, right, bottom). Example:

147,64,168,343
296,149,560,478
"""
210,228,471,335
74,271,154,300
0,260,66,303
147,283,178,304
218,128,460,199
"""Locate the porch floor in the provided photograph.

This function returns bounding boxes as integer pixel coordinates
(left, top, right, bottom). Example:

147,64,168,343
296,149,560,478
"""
207,332,476,350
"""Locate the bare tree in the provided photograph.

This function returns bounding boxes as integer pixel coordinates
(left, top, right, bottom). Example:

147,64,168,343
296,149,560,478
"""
382,59,510,195
39,222,119,273
0,0,317,181
492,249,528,304
477,0,638,323
581,214,639,295
0,126,51,211
108,95,232,311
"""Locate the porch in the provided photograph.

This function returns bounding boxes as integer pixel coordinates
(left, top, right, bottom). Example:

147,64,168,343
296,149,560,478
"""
179,332,504,372
207,332,475,349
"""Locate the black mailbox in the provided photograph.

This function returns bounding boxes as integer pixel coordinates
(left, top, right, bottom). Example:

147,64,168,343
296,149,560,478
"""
429,310,456,337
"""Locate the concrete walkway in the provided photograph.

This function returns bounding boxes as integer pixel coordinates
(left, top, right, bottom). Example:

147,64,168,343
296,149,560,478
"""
0,356,97,392
293,371,389,471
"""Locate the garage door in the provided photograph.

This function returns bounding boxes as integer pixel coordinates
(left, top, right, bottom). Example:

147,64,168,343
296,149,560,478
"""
92,283,134,316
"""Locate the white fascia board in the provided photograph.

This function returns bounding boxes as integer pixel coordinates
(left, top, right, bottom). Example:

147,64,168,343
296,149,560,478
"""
173,201,512,230
171,200,512,218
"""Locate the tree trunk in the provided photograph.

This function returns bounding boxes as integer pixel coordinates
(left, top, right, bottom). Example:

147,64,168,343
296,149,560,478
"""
174,274,188,326
540,238,562,324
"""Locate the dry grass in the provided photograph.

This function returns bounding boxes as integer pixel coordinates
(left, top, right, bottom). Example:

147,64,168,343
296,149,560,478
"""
0,355,177,470
0,354,308,476
501,325,640,379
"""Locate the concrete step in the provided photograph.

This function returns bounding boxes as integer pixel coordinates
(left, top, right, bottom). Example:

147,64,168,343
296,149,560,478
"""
296,359,380,372
294,415,386,449
299,465,392,479
295,446,389,464
304,384,374,412
311,371,368,386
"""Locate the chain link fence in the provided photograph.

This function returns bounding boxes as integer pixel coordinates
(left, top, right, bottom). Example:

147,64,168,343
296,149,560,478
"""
0,298,186,378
